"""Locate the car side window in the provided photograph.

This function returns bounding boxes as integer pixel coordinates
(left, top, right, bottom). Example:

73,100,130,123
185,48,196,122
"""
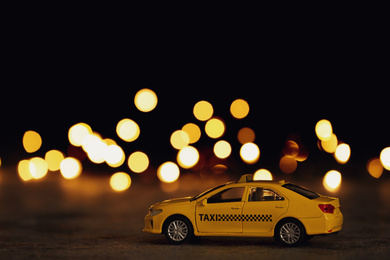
248,187,284,201
207,187,245,203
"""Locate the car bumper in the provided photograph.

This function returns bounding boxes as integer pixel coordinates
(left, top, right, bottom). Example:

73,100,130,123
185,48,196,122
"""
143,214,163,234
302,212,343,235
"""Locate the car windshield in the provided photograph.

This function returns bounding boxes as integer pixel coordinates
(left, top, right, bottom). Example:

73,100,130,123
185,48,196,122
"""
190,183,228,201
282,183,320,199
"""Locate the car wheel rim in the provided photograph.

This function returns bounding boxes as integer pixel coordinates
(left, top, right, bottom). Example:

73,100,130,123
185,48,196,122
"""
167,220,188,242
280,222,301,244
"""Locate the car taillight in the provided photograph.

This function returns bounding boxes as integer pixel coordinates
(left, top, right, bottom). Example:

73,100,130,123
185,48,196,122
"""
318,204,335,213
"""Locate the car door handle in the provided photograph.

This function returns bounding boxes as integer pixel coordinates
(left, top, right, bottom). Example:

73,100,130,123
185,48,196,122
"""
231,206,242,210
275,205,285,209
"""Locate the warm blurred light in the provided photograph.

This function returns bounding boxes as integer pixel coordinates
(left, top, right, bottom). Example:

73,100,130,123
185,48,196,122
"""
177,146,199,169
103,138,117,146
279,156,297,174
116,118,140,142
213,140,232,159
45,150,65,171
128,151,149,173
230,99,250,119
105,144,125,168
60,157,82,179
321,133,338,153
240,142,260,164
380,147,390,170
29,157,48,179
68,123,92,147
237,127,255,144
170,130,190,150
334,143,351,164
282,140,299,158
323,170,342,192
82,133,107,164
193,100,213,121
22,130,42,153
182,123,201,144
367,158,383,178
253,169,273,180
110,172,131,192
157,162,180,183
205,117,225,139
134,88,158,112
315,119,333,141
18,159,33,181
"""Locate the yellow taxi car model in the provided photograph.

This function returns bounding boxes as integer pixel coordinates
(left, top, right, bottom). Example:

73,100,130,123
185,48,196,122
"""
143,174,343,247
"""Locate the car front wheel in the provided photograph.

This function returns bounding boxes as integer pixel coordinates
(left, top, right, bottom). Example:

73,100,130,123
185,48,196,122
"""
274,219,306,247
163,216,193,244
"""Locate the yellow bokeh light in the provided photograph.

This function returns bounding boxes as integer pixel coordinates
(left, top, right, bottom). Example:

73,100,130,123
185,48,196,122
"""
157,162,180,183
230,99,250,119
68,123,92,147
240,142,260,164
323,170,342,192
282,140,300,158
193,100,213,121
29,157,48,180
177,146,199,169
334,143,351,164
321,133,338,153
110,172,131,192
237,127,255,145
315,119,333,141
128,151,149,173
134,88,158,112
22,130,42,153
45,150,65,171
380,147,390,170
170,130,190,150
213,140,232,159
367,158,383,178
205,117,225,139
253,169,273,181
105,144,125,168
60,157,82,179
116,118,140,142
182,123,201,144
279,156,297,174
82,133,107,164
18,159,33,181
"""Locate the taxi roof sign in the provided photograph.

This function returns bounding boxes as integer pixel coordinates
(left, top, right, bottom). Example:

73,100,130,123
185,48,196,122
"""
238,174,285,185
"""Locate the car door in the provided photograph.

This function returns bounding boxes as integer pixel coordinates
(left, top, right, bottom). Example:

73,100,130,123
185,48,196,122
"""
195,186,246,233
242,186,288,233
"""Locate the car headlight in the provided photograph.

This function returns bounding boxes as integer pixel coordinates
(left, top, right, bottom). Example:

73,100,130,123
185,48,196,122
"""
149,208,162,216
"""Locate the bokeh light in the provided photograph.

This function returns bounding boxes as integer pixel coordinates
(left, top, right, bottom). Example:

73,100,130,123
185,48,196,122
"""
380,147,390,170
157,162,180,183
237,127,255,144
193,100,213,121
230,99,250,119
213,140,232,159
177,146,199,169
170,130,190,150
105,144,125,168
82,133,107,164
323,170,342,192
205,117,225,139
315,119,333,141
45,150,65,171
29,157,48,179
334,143,351,164
240,142,260,164
22,130,42,153
282,140,300,158
116,118,140,142
279,156,297,174
128,151,149,173
134,88,158,112
110,172,131,192
18,159,33,181
60,157,82,179
253,169,273,180
68,123,92,147
182,123,201,144
321,133,338,154
367,158,383,178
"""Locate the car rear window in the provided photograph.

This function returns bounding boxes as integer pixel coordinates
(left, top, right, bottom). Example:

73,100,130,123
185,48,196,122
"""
282,183,320,199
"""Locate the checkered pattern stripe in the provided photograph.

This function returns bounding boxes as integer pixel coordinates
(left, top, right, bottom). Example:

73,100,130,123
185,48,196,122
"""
217,214,272,222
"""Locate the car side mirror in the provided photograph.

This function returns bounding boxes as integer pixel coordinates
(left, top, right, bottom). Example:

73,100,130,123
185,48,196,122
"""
202,199,207,206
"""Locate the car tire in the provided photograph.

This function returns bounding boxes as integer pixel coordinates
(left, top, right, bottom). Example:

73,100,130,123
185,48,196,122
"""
274,219,306,247
163,216,193,245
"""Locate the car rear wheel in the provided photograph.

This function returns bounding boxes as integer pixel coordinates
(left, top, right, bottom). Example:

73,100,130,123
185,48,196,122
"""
275,219,306,247
164,216,193,244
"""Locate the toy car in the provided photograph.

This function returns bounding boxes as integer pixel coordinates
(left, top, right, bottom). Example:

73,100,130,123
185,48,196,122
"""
143,174,343,246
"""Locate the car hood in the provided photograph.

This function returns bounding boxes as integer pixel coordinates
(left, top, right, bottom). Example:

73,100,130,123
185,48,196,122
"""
152,196,192,207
